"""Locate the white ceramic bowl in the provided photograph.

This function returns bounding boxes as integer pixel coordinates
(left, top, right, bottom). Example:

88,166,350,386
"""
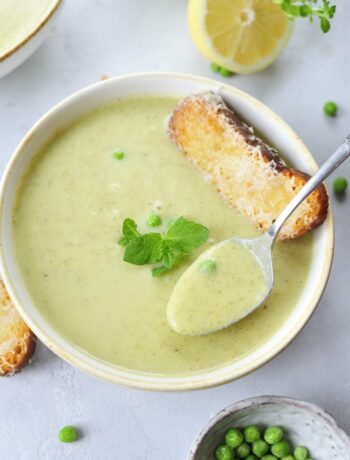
0,0,63,79
0,73,334,390
188,396,350,459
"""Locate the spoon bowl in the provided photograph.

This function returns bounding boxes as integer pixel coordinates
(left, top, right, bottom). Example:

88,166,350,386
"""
168,135,350,336
167,235,273,336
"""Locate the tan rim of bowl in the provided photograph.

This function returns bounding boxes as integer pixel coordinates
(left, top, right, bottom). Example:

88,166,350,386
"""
0,73,334,391
0,0,63,62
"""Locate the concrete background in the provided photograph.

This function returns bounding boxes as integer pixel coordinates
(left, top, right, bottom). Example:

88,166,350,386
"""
0,1,349,458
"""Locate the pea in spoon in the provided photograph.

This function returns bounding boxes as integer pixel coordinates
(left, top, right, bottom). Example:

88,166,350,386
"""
167,135,350,336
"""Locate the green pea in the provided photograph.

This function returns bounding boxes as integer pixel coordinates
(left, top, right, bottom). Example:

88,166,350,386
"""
58,425,78,443
236,443,251,458
225,428,244,448
147,214,162,227
252,439,270,457
333,177,347,194
216,445,234,460
323,101,338,117
219,67,234,77
244,425,261,443
245,455,258,460
282,457,295,460
113,150,125,160
198,259,217,274
264,426,283,444
294,447,308,460
271,440,291,458
211,63,221,73
261,456,278,460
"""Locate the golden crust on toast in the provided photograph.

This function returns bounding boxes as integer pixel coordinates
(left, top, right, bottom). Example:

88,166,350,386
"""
0,281,36,376
168,92,328,240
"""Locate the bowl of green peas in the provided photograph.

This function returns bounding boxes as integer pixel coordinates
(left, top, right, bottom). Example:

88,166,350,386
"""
187,396,350,460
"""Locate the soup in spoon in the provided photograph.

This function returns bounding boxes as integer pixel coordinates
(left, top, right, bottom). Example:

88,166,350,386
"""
167,241,268,336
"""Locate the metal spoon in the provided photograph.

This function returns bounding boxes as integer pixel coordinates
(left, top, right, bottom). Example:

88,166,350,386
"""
167,135,350,336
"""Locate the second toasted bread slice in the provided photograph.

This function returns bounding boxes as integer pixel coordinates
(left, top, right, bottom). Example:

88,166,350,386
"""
168,92,328,240
0,281,36,376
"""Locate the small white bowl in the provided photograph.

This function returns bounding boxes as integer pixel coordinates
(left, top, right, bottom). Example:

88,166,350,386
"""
0,0,63,79
188,396,350,459
0,73,334,390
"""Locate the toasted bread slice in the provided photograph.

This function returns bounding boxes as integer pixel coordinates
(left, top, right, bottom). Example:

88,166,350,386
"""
168,92,328,240
0,281,36,376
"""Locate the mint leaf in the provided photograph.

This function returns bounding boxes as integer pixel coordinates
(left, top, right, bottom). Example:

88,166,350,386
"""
151,242,187,277
123,233,163,265
162,251,183,269
161,242,185,268
166,217,209,253
119,218,141,246
152,252,186,277
320,16,330,33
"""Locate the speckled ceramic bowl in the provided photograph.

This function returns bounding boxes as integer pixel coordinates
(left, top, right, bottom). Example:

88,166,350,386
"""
0,0,63,79
0,73,334,390
188,396,350,459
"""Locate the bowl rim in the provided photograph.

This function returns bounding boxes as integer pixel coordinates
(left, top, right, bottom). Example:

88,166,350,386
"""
0,0,63,62
0,72,335,391
187,395,350,459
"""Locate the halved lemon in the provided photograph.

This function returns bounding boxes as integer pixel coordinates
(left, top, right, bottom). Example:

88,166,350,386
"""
188,0,294,74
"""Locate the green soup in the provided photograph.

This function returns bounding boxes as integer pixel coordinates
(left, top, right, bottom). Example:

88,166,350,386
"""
12,96,313,376
0,0,54,57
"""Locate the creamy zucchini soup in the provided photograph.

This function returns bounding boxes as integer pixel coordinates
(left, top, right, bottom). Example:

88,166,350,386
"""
0,0,55,57
12,96,313,375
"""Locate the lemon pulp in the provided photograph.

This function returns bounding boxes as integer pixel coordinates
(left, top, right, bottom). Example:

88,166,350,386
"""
188,0,294,74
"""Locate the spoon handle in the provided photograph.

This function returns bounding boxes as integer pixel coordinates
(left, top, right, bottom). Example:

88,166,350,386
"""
267,134,350,240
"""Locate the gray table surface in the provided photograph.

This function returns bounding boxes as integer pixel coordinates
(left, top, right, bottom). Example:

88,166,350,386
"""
1,1,350,459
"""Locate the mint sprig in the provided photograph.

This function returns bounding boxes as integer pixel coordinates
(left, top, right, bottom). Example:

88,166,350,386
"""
274,0,336,32
119,217,209,276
